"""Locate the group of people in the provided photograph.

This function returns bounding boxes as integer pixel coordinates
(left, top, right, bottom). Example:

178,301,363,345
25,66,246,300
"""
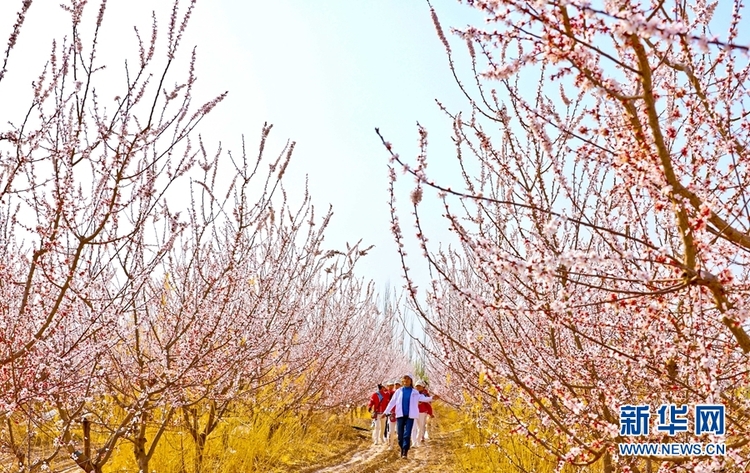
367,374,439,459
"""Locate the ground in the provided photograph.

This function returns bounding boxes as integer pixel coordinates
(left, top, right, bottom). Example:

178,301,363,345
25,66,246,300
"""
297,425,460,473
1,411,465,473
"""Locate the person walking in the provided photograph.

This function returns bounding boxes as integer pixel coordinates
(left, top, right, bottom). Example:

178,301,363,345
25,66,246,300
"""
383,379,396,443
386,379,400,448
367,384,390,445
411,380,432,447
383,374,438,459
423,389,435,441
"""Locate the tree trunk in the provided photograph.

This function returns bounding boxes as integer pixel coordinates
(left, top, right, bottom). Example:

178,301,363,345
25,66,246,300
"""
134,435,149,473
183,404,218,473
72,418,96,473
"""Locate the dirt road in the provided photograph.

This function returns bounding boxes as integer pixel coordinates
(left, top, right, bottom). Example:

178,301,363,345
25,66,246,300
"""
309,431,457,473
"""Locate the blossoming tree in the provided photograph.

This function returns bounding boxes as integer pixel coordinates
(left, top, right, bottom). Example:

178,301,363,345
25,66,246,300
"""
0,1,404,472
381,1,750,471
0,0,220,469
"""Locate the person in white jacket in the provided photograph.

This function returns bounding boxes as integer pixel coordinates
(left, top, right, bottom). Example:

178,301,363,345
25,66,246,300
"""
383,374,439,459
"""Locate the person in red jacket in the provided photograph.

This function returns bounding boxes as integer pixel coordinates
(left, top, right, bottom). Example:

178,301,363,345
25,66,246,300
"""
367,384,390,445
421,388,434,441
383,379,396,442
412,380,433,447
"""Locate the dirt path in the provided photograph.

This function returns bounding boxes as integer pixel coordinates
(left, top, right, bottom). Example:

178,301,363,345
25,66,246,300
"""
309,430,457,473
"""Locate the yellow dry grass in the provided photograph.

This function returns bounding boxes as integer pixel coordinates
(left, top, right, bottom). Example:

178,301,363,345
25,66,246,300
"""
434,398,606,473
84,407,370,473
2,380,611,473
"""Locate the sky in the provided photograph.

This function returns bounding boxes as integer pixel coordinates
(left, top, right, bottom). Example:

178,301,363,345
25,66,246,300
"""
7,0,743,294
185,0,482,293
4,0,748,351
0,0,484,295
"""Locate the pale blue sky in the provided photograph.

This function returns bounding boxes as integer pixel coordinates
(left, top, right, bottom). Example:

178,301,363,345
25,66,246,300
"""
187,0,483,290
0,0,480,295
